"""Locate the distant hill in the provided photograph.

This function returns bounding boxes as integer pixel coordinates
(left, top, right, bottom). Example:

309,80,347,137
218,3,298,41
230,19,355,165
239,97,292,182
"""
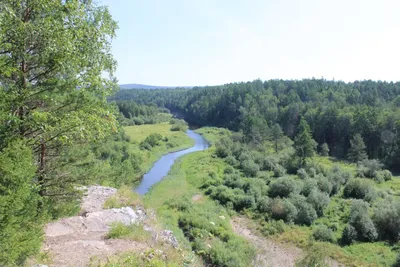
119,84,192,90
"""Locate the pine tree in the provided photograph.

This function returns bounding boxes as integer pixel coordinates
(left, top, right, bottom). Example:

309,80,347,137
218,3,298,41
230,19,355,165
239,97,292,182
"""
320,143,330,156
294,119,317,166
270,123,284,153
0,141,43,266
0,0,118,201
347,134,368,162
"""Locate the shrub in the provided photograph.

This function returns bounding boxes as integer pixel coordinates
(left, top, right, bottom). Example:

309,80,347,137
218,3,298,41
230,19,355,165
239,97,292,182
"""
273,164,287,177
297,168,309,179
376,170,392,182
327,167,352,195
373,200,400,241
262,220,286,236
216,137,233,158
224,166,235,174
301,179,318,197
307,189,330,217
289,194,317,226
268,197,298,223
225,155,238,166
357,159,383,178
316,175,333,195
343,179,376,202
341,224,357,245
170,122,188,132
241,160,260,177
295,247,330,267
348,200,378,242
268,177,298,198
257,196,270,213
312,225,335,243
139,133,163,150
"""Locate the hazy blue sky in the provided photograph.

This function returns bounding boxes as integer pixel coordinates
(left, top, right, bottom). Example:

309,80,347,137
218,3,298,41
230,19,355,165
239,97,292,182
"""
100,0,400,86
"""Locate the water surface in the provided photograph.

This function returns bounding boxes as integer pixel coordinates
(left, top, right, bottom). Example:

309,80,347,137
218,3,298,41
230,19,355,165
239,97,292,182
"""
135,130,209,194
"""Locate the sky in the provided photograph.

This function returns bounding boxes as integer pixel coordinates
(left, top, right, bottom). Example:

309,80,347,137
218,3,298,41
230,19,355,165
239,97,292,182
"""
100,0,400,86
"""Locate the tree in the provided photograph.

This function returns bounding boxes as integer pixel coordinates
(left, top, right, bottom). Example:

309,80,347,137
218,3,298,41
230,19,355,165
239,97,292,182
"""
270,123,284,153
0,0,118,203
0,141,42,266
320,143,330,156
347,134,368,162
294,119,317,166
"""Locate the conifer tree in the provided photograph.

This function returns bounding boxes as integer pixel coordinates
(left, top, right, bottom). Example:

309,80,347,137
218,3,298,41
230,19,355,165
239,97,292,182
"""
294,119,317,166
348,134,368,162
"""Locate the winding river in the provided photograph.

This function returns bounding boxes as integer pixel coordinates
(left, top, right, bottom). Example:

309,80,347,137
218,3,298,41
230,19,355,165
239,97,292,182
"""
135,130,209,194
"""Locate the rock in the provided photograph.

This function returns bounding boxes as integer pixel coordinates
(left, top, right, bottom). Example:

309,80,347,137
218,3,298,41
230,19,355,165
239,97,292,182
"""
160,230,179,248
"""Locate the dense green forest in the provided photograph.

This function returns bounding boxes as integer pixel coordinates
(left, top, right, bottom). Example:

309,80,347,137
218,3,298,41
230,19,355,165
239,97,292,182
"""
112,79,400,172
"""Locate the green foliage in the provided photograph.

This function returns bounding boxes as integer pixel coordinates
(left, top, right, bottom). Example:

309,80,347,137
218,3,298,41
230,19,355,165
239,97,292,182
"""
107,222,151,242
343,179,376,202
241,160,260,177
295,247,330,267
289,194,318,226
294,119,317,166
268,197,298,223
170,119,189,132
312,224,335,243
373,200,400,241
269,177,299,198
140,133,164,150
307,189,330,217
320,143,330,156
348,134,368,162
0,141,43,266
344,200,378,243
357,159,383,178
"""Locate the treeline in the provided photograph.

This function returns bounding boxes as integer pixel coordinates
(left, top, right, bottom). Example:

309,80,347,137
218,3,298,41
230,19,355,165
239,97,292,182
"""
112,79,400,171
115,101,171,126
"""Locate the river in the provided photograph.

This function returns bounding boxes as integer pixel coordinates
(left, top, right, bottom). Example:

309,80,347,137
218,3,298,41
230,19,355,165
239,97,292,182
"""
135,130,209,194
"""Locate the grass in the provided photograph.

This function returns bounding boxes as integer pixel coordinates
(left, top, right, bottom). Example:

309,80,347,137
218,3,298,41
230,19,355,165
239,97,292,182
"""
107,222,151,242
123,123,195,177
104,185,142,209
144,129,255,266
195,127,230,146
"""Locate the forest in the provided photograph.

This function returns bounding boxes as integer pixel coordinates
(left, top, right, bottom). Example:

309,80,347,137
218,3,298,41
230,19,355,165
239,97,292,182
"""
112,79,400,172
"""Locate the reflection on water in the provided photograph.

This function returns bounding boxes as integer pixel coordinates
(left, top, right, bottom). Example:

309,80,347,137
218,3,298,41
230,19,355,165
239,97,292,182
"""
135,130,209,194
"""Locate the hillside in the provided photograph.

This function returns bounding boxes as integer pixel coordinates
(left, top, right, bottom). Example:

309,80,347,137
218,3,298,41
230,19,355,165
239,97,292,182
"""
119,83,193,90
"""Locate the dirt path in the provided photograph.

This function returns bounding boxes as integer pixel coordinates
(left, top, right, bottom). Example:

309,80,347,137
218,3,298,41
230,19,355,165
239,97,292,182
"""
41,186,150,267
231,217,302,267
231,217,344,267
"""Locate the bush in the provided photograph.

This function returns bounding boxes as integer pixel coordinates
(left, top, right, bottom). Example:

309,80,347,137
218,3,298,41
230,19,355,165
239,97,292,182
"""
139,133,163,150
373,200,400,241
301,179,318,197
312,225,335,243
341,224,357,245
225,155,238,166
257,196,270,213
343,179,376,202
268,177,298,198
224,166,235,174
273,164,287,177
262,220,286,236
307,189,330,217
347,200,378,242
216,137,233,158
376,170,392,182
170,122,188,132
357,159,383,178
327,166,352,195
289,194,317,226
268,197,298,223
297,168,309,179
241,160,260,177
316,175,333,195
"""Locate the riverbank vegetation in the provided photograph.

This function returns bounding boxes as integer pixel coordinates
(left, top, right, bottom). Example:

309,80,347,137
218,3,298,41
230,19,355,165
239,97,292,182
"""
143,126,400,266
